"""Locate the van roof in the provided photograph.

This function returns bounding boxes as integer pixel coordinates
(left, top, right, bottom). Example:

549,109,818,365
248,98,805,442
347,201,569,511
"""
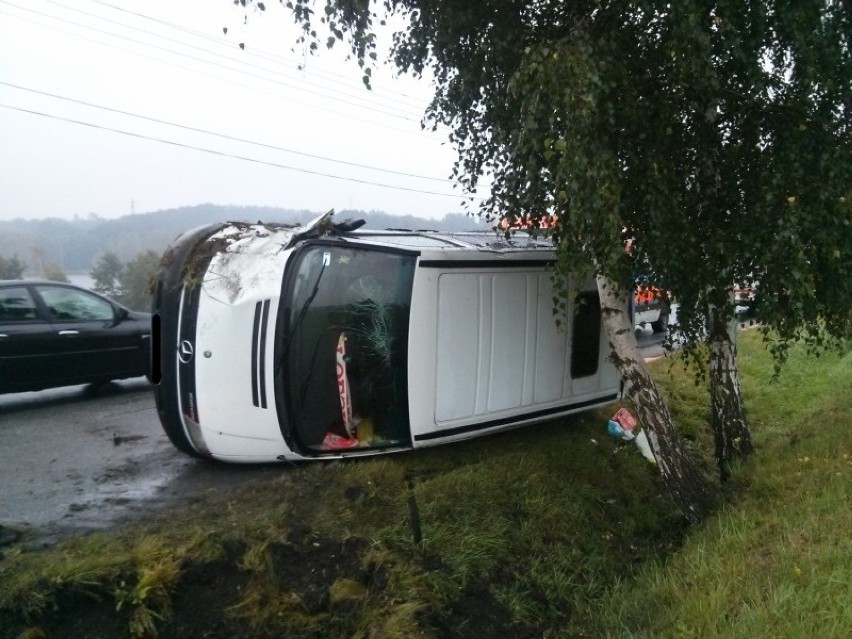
339,229,556,254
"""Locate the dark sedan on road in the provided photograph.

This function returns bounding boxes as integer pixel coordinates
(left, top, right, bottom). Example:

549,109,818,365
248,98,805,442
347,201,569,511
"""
0,280,151,394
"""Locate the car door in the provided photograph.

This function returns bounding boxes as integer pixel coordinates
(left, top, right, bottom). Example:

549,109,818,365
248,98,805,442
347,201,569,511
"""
0,284,58,393
32,284,141,384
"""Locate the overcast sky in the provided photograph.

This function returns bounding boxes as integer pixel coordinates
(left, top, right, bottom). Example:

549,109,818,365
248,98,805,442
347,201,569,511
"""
0,0,478,222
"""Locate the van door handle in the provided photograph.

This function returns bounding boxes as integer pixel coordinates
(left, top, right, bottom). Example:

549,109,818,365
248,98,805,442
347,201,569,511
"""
58,330,80,336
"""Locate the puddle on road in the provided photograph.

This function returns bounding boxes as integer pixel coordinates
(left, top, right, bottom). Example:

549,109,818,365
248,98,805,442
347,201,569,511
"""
9,449,287,548
0,379,286,547
10,452,197,546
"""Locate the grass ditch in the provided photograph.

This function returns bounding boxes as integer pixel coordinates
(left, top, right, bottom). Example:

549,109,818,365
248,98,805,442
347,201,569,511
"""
0,331,849,638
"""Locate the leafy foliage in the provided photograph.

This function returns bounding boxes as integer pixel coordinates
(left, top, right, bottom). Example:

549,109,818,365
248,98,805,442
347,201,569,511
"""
269,0,850,357
120,250,161,312
91,251,124,300
41,263,69,283
90,250,161,311
258,0,850,496
30,245,69,282
0,254,26,279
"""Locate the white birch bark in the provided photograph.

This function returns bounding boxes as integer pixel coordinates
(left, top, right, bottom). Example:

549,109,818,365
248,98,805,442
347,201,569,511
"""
708,306,753,480
596,273,714,523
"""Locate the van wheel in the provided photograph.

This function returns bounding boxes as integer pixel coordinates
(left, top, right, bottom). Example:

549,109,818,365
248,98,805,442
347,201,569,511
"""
651,311,669,334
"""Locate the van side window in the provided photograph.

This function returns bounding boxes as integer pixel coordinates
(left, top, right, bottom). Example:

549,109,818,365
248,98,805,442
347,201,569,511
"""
571,291,601,378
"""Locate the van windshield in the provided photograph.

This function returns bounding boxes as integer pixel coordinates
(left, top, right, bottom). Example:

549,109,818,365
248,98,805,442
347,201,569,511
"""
279,245,416,454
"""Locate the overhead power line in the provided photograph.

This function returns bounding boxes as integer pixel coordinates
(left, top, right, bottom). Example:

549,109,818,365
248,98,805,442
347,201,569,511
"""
2,6,437,141
0,102,482,202
1,0,425,122
88,0,428,111
0,80,451,183
60,0,428,115
0,6,437,139
0,0,450,144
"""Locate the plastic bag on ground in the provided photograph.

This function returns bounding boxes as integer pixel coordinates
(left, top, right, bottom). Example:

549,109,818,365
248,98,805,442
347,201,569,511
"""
612,407,638,432
607,407,656,463
607,419,635,441
634,430,656,463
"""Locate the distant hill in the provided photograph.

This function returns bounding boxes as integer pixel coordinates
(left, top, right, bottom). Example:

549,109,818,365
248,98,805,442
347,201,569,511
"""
0,205,489,274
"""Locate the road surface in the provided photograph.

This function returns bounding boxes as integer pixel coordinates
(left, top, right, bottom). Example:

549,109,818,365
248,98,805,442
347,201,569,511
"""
0,379,282,546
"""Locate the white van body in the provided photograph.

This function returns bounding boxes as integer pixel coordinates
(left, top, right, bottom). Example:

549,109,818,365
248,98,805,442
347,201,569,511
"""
153,213,622,463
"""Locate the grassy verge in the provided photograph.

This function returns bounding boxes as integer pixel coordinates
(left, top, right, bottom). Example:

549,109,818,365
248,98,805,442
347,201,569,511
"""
1,331,849,638
589,333,852,638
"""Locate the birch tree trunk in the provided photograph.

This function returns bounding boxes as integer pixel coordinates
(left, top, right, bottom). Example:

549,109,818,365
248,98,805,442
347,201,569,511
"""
707,307,754,482
596,274,716,523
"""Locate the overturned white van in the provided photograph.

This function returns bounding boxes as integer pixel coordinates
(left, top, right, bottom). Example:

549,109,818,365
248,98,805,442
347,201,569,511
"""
152,212,622,463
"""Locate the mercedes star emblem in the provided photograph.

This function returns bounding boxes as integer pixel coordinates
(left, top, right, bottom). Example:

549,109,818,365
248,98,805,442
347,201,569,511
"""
178,340,194,364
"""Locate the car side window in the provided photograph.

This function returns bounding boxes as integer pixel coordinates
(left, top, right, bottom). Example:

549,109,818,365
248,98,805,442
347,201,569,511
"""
36,286,114,322
0,286,40,322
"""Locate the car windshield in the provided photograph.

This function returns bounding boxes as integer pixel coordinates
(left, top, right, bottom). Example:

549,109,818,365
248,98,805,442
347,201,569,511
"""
280,245,416,453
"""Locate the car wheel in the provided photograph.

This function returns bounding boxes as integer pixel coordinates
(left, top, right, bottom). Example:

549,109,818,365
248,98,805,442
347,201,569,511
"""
651,310,669,334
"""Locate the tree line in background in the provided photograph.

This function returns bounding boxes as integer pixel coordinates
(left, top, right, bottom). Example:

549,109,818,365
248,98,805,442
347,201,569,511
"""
0,205,483,274
0,205,485,310
0,205,311,273
0,246,159,311
2,246,169,312
0,251,69,282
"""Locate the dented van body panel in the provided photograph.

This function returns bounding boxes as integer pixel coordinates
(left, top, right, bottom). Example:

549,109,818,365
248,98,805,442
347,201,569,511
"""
153,213,622,463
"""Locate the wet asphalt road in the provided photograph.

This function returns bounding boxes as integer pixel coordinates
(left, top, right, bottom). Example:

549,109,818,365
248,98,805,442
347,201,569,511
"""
0,378,282,546
0,329,670,547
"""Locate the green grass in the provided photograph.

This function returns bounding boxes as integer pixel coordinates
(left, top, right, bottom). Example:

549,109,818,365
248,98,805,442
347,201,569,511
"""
587,332,852,638
1,331,849,638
